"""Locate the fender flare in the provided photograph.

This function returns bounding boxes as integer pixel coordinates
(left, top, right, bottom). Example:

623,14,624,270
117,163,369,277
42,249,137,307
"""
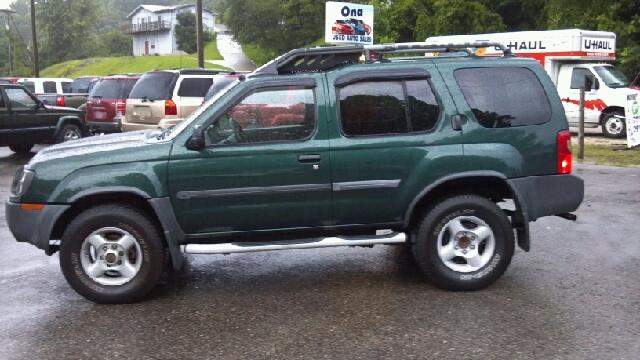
53,115,86,138
403,171,531,252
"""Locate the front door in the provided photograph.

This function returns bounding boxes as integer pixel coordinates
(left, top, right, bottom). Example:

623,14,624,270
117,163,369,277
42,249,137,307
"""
168,78,332,236
0,89,12,145
145,41,149,56
4,86,54,144
563,67,601,125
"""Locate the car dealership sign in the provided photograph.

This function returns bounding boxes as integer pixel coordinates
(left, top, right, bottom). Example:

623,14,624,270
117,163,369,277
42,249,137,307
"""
625,92,640,148
325,1,374,45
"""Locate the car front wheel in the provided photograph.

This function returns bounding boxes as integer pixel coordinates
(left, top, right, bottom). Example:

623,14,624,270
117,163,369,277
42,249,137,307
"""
59,205,165,304
412,195,514,291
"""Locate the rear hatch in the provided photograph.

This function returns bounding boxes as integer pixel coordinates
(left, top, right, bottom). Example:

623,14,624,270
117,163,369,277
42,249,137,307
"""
126,71,178,125
87,77,138,122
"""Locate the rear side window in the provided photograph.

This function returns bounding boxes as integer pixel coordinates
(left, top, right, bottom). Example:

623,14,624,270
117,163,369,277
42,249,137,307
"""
91,79,124,99
177,78,213,97
62,82,73,93
338,79,440,136
128,72,176,100
43,81,57,93
454,67,551,128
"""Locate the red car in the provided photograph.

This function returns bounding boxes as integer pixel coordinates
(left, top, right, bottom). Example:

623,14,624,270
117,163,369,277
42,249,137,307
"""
332,20,355,35
86,75,140,133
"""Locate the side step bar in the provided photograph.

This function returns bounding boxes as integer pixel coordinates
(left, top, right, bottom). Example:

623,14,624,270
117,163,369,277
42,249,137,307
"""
183,233,407,254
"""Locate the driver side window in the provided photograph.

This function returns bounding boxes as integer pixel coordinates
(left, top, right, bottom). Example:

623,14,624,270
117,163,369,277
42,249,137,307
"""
5,88,37,110
205,86,316,146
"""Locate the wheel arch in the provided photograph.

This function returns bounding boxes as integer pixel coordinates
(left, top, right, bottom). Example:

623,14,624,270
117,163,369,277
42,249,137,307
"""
49,190,184,269
404,172,531,251
598,106,624,124
53,115,85,138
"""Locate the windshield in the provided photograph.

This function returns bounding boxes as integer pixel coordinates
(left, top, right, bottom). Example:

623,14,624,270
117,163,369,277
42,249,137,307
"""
593,66,629,88
165,79,241,139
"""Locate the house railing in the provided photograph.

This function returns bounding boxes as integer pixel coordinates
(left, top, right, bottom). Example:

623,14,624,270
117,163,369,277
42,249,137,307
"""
124,20,171,34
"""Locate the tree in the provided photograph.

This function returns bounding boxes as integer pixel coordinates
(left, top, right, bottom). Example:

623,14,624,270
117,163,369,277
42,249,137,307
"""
37,0,103,67
226,0,288,53
413,0,506,40
98,30,133,57
174,11,214,54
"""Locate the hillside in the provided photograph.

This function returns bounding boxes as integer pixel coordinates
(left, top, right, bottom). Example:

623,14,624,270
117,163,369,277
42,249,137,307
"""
40,41,229,77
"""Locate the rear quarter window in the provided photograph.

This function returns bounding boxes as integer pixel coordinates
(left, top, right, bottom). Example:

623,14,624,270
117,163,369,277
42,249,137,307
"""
454,67,551,128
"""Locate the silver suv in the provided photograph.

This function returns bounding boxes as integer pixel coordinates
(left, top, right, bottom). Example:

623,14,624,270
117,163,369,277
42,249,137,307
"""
121,69,233,131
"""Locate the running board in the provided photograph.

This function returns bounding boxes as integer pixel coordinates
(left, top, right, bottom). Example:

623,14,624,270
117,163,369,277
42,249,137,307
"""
183,233,407,254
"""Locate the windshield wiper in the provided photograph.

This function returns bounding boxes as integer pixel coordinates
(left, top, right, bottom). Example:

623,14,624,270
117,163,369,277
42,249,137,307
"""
156,125,175,140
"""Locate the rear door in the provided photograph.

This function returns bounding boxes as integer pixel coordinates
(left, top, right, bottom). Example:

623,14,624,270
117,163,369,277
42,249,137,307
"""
175,76,214,118
325,64,463,226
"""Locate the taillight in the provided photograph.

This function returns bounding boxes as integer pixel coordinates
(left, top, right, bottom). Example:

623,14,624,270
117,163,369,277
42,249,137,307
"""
165,100,177,116
56,96,65,107
557,130,572,174
116,100,126,116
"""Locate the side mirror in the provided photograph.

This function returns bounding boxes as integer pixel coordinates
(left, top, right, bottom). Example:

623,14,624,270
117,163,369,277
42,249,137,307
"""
594,78,600,90
185,125,205,151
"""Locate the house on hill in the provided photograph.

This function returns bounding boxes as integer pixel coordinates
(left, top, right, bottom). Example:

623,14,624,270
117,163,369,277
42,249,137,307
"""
125,4,216,56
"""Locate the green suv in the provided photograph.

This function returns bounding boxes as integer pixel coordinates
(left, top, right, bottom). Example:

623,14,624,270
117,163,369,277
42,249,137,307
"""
5,42,584,304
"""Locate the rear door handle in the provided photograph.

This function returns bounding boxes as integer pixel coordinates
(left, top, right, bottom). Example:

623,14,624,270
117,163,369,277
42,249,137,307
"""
298,154,321,163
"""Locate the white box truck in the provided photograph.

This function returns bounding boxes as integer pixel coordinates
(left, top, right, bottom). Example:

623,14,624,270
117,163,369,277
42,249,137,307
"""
426,29,638,138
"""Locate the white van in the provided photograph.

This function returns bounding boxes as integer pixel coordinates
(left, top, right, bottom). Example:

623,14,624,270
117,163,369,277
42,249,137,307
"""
425,29,639,138
17,77,73,95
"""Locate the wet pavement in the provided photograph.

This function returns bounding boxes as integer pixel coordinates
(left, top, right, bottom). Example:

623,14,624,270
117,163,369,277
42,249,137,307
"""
210,34,257,72
0,146,638,359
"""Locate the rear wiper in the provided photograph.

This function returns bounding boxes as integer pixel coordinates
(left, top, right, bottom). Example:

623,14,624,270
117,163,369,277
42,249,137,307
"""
141,96,155,103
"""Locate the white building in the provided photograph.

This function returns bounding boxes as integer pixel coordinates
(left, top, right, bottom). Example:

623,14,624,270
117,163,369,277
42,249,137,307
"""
125,5,216,56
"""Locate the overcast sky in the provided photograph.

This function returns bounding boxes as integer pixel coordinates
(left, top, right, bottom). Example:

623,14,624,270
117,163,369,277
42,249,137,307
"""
0,0,14,10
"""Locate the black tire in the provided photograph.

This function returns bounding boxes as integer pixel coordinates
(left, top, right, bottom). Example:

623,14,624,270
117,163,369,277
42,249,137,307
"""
602,111,626,138
56,123,83,143
59,205,165,304
8,144,34,154
412,195,514,291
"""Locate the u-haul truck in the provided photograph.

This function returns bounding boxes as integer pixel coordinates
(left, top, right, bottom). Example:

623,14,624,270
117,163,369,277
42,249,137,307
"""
426,29,636,138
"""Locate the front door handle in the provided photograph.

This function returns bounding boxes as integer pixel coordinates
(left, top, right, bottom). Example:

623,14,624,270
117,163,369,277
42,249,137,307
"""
298,154,321,163
451,115,462,131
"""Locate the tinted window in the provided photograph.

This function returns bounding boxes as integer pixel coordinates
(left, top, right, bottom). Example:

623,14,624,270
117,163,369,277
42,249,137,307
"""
71,77,93,93
43,81,57,93
0,92,5,108
339,81,407,136
204,77,240,101
91,79,124,99
407,80,440,132
570,68,594,89
205,86,315,145
177,78,213,97
128,72,176,100
19,82,35,93
62,82,73,93
122,79,138,98
454,67,551,128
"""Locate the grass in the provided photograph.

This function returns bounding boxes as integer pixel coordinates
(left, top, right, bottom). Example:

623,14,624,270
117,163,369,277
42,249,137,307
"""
242,38,332,66
576,144,640,167
41,41,231,77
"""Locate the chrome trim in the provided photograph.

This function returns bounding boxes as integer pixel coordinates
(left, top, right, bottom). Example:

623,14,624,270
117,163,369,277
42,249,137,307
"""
177,183,332,200
184,233,407,254
333,180,401,191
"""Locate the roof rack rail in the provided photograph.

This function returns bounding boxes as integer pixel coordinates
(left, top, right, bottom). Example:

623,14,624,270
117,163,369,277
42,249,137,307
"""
255,41,513,75
179,69,232,75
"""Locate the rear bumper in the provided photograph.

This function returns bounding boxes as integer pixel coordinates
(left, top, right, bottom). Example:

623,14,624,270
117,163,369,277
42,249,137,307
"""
5,200,70,253
507,174,584,221
120,116,183,132
87,117,121,133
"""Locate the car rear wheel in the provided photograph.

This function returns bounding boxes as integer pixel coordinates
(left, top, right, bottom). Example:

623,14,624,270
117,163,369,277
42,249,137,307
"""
412,195,514,291
602,111,626,138
57,124,83,143
59,205,165,304
8,144,34,153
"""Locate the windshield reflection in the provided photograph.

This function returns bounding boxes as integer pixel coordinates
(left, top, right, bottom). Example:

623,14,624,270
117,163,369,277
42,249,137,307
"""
593,66,629,88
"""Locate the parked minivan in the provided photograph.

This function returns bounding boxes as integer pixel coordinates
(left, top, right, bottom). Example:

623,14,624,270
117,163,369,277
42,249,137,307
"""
121,69,232,132
17,78,73,94
86,75,140,133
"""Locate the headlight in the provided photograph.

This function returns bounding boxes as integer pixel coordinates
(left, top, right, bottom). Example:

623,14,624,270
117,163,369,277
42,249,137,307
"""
10,167,35,198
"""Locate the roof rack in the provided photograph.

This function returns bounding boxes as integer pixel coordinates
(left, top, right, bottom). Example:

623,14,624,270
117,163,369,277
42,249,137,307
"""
178,69,233,75
255,41,513,75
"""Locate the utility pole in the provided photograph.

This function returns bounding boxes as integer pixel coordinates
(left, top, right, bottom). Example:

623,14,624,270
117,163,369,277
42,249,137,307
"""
196,0,204,68
30,0,39,77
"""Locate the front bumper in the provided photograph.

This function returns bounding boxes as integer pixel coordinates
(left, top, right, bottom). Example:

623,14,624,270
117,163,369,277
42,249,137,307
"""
5,200,70,253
